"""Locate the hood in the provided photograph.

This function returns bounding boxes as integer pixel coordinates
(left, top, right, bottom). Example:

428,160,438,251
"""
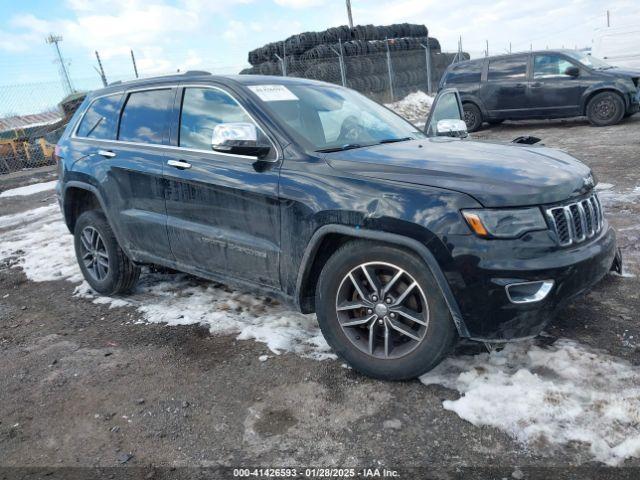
324,138,594,207
602,67,640,79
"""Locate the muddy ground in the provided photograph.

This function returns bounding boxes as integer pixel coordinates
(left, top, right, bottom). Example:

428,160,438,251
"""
1,116,639,479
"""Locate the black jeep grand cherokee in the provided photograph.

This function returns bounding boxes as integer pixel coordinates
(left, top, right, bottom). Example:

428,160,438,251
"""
55,73,619,380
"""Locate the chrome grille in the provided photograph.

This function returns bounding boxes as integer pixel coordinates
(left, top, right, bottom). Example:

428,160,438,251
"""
546,193,603,246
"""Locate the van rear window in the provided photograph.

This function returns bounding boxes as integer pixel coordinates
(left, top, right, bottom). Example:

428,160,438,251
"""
445,62,483,84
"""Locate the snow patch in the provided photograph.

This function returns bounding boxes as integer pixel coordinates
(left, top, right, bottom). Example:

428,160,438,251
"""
421,339,640,466
386,90,433,126
0,203,334,360
0,180,57,198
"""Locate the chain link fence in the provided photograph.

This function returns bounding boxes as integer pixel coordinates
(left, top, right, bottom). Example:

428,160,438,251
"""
1,23,468,175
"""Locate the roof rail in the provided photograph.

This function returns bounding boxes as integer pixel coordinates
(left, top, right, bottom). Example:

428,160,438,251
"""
183,70,211,76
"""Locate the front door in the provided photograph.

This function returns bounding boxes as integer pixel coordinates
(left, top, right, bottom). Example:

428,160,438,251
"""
528,53,585,116
163,85,281,288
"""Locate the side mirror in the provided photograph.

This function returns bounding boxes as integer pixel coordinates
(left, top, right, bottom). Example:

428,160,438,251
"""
565,66,580,77
436,119,468,138
212,122,271,159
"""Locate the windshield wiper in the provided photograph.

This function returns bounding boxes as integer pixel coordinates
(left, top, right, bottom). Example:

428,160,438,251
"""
378,136,414,144
316,143,368,153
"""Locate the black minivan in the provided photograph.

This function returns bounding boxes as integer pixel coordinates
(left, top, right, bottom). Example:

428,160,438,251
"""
439,49,640,131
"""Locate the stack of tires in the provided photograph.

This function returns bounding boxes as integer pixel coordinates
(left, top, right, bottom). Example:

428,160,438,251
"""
240,23,466,100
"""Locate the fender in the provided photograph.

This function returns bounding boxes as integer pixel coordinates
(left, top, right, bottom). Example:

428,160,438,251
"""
580,85,629,114
295,224,471,338
62,181,133,260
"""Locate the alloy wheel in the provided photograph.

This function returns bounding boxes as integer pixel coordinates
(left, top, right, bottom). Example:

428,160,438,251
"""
335,261,429,359
79,226,109,281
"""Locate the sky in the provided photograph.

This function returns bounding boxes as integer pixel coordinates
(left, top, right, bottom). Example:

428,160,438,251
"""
0,0,639,114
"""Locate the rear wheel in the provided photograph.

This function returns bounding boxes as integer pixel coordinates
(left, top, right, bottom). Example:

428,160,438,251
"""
316,241,456,380
586,91,625,126
74,210,140,295
462,103,482,132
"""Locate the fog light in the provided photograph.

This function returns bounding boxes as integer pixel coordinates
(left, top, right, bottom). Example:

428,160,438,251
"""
505,280,554,304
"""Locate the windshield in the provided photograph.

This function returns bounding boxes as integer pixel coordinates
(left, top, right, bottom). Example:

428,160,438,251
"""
564,51,613,69
252,83,425,152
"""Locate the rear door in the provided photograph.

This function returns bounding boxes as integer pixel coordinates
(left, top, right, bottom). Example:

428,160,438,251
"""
528,53,585,116
70,88,174,263
163,84,282,288
480,54,530,118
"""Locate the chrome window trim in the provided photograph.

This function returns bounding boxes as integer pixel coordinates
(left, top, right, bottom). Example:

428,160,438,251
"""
71,83,281,162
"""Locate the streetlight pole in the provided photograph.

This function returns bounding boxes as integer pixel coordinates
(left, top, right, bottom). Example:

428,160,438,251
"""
46,33,73,95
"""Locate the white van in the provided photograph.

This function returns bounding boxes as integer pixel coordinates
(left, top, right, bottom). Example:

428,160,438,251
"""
592,25,640,69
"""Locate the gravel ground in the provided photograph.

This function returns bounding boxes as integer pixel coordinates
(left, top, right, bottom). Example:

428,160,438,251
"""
1,115,639,479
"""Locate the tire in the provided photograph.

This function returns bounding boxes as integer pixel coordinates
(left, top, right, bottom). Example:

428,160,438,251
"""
74,210,140,296
586,91,625,127
316,240,457,380
462,103,483,132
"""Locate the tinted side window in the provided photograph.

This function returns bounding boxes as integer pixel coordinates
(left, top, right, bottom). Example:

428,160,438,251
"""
76,94,122,139
488,56,527,81
179,87,254,150
534,54,575,78
446,62,483,84
118,89,173,144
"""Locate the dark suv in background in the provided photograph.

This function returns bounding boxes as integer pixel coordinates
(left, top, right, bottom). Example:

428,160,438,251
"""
440,49,640,131
56,73,619,380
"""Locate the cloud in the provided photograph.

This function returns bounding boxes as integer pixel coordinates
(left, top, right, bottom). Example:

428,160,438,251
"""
274,0,325,8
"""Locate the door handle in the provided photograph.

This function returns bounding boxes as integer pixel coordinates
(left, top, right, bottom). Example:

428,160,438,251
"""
167,159,192,170
97,149,116,158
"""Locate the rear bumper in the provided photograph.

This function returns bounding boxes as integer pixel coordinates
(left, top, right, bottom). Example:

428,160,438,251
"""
446,224,617,341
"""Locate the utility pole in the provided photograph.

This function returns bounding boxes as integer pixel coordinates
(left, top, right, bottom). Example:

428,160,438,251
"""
485,39,489,57
46,33,73,95
606,10,610,27
509,42,512,53
130,49,139,78
94,50,108,87
346,0,354,28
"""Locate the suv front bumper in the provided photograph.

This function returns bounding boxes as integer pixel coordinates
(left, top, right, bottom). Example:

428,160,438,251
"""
446,224,617,341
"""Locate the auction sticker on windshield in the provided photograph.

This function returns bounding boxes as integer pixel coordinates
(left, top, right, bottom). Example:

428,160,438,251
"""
248,85,298,102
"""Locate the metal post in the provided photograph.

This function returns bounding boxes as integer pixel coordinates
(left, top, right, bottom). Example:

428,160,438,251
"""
275,54,286,76
420,40,432,94
331,40,347,86
95,50,108,86
385,38,394,101
485,39,489,57
346,0,354,28
130,49,139,78
606,9,610,27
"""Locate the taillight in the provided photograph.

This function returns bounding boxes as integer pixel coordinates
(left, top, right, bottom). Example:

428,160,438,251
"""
53,144,62,164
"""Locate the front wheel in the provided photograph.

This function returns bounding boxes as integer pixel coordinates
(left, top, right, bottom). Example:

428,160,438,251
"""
316,241,456,380
586,91,625,127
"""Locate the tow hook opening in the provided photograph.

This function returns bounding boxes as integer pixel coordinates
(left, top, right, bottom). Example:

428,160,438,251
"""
506,280,554,304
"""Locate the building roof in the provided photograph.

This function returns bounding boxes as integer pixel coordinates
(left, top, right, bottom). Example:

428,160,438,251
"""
0,110,64,133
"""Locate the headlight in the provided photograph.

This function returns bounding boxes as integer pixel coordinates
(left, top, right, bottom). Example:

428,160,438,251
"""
462,208,547,238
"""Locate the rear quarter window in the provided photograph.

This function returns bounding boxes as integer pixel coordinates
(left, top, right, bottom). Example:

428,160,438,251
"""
75,93,122,139
118,89,173,144
445,62,483,84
